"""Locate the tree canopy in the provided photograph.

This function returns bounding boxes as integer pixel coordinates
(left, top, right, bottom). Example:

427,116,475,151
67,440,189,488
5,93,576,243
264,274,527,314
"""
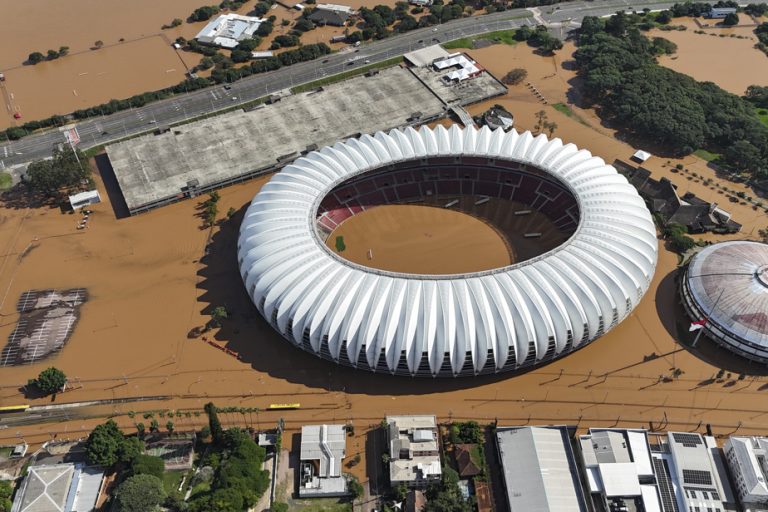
33,367,66,394
115,474,166,512
25,147,92,198
85,420,141,466
575,13,768,179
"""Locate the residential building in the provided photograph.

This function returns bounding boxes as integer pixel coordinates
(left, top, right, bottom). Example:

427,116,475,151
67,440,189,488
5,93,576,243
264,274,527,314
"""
307,6,351,26
299,424,348,497
387,415,442,488
649,432,738,512
496,426,588,512
724,436,768,512
617,162,741,234
454,444,482,478
11,463,105,512
707,7,737,18
194,14,264,49
578,428,668,512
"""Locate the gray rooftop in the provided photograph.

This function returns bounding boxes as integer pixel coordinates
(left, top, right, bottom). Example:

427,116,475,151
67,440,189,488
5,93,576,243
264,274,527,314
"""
106,66,447,213
11,463,103,512
496,426,587,512
300,424,346,478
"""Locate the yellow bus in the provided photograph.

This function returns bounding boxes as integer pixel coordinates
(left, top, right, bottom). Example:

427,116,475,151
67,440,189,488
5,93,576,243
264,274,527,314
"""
0,404,29,413
268,403,300,410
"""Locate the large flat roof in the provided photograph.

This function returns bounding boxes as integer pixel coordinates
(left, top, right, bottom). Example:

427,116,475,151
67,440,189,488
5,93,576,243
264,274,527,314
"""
496,426,587,512
106,66,446,214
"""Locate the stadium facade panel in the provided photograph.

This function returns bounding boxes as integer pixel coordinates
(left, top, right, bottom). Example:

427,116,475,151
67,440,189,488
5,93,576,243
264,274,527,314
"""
238,125,658,377
681,240,768,363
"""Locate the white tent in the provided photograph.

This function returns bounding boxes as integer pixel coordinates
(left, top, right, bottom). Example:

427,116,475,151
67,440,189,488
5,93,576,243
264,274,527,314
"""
632,149,651,162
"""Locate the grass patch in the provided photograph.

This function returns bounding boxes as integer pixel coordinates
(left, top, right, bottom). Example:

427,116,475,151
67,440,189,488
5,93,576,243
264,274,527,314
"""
443,29,518,49
756,107,768,128
0,172,12,191
161,471,185,494
335,236,346,252
552,103,591,127
291,56,404,94
188,481,210,500
693,148,721,162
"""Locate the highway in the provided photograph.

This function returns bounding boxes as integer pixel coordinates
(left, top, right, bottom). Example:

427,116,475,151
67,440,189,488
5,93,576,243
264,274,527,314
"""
0,0,678,170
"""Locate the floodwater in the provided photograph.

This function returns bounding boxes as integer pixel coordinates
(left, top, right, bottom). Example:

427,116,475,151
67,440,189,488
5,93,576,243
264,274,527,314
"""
652,18,768,95
326,205,512,274
1,37,196,130
1,37,768,483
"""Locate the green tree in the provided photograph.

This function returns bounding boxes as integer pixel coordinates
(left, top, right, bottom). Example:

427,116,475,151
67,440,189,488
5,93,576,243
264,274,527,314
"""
270,503,289,512
85,419,124,466
58,46,69,57
502,68,527,85
204,402,224,444
166,420,175,434
130,454,165,479
33,367,67,394
118,436,144,463
723,12,739,26
348,477,364,500
115,474,167,512
46,49,59,60
210,306,228,327
0,480,12,512
150,419,160,432
28,52,44,64
136,422,146,437
25,147,91,198
191,5,219,21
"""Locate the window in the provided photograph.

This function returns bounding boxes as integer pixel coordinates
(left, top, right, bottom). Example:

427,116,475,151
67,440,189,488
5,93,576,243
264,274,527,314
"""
702,491,709,500
712,492,719,500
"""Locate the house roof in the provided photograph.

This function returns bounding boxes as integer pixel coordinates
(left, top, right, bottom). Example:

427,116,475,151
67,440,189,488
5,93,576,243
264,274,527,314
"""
307,8,349,25
406,489,427,512
455,444,482,477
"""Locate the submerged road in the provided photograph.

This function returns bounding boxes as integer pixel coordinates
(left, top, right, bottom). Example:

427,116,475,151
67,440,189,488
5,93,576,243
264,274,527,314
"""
0,0,678,170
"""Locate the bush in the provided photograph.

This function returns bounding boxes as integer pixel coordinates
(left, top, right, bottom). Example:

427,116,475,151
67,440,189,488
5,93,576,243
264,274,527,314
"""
503,68,528,85
191,5,219,21
723,12,739,26
130,454,165,479
28,52,44,64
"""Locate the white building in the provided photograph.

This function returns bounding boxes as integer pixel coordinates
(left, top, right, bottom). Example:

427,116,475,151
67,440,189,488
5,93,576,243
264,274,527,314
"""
724,436,768,512
11,463,105,512
650,432,738,512
579,429,665,512
433,53,482,82
315,3,355,14
496,426,587,512
299,424,348,497
387,415,441,488
195,14,264,49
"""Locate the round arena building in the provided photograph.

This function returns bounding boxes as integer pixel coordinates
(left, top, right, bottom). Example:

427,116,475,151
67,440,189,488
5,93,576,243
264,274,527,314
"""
681,240,768,363
238,125,658,377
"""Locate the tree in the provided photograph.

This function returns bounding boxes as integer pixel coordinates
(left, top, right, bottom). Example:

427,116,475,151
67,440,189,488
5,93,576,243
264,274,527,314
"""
33,367,67,394
118,436,145,462
28,52,44,64
58,46,69,57
47,49,59,60
150,419,160,432
166,420,175,434
651,36,677,55
136,422,146,437
502,68,527,85
758,226,768,243
86,420,124,466
348,477,364,500
191,5,219,21
534,109,548,134
271,503,289,512
210,306,228,327
115,474,167,512
205,402,224,444
130,454,165,479
545,121,558,137
25,147,91,198
723,12,739,25
0,480,12,512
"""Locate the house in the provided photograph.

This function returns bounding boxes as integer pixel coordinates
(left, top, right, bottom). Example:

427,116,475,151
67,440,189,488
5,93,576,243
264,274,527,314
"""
307,7,350,26
405,489,427,512
454,444,482,478
387,415,442,488
707,7,737,18
299,424,348,497
617,161,741,234
724,436,768,512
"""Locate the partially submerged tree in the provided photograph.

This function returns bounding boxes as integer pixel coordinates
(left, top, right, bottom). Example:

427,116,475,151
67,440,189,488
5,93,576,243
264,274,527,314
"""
31,367,67,394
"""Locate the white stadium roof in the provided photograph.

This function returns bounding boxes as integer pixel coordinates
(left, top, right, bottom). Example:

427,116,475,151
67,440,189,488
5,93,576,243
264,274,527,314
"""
237,125,658,377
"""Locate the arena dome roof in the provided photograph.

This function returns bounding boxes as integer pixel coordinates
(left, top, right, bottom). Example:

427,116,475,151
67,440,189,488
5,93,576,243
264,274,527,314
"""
682,240,768,362
237,125,658,377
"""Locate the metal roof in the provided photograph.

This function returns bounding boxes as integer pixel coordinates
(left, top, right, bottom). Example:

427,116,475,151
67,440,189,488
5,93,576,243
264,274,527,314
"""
238,125,658,376
685,241,768,351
